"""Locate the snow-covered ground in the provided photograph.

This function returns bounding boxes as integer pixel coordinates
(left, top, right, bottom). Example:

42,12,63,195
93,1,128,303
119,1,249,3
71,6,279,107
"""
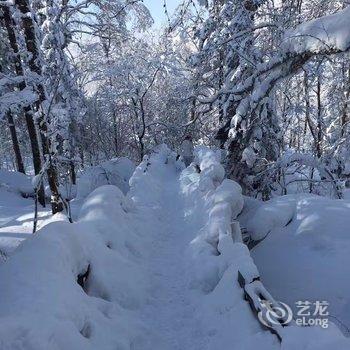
0,170,52,260
0,189,36,260
0,158,135,262
0,146,349,349
0,186,82,262
128,146,278,350
243,194,350,337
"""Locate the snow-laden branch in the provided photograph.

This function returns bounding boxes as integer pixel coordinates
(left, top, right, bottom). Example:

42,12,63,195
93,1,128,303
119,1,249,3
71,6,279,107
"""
0,89,38,117
284,6,350,54
0,75,25,90
200,6,350,111
220,6,350,150
272,152,342,199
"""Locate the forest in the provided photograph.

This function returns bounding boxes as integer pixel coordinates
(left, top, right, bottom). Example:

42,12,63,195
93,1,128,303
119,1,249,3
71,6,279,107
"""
0,1,350,349
0,0,349,209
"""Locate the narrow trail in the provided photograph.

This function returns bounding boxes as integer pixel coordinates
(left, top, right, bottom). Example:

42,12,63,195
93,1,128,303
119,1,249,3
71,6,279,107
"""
136,168,207,350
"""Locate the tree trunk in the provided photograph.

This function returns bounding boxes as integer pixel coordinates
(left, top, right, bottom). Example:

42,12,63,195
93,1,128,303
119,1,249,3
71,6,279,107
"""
113,111,119,155
6,112,25,174
341,65,350,137
70,161,76,185
316,75,323,158
1,4,46,204
14,0,63,214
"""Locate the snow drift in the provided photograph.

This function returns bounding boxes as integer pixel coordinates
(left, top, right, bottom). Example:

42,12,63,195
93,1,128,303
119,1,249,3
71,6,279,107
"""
76,157,135,199
180,146,350,349
0,169,34,197
248,194,350,337
0,184,150,349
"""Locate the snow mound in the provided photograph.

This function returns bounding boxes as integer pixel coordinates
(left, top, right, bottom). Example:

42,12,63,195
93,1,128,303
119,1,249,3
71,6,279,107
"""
180,147,274,348
0,184,150,349
251,194,350,337
0,169,34,196
76,157,135,199
0,145,182,350
194,146,225,184
246,195,296,240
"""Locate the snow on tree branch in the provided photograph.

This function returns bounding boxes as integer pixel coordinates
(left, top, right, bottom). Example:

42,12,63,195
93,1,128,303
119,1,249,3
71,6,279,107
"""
284,5,350,54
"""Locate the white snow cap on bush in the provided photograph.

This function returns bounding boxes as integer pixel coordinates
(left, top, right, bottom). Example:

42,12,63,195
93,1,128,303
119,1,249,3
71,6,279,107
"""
76,157,135,199
213,179,244,219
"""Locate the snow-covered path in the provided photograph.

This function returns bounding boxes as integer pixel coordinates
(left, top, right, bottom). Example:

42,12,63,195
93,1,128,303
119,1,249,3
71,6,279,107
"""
127,148,278,350
135,168,206,350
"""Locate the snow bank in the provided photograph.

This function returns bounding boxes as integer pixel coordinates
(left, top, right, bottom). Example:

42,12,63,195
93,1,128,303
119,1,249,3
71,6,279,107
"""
76,157,135,199
180,147,277,349
0,171,36,259
182,147,350,349
194,146,225,185
0,184,151,349
0,145,183,350
250,194,350,338
0,169,34,197
246,195,296,240
285,6,350,54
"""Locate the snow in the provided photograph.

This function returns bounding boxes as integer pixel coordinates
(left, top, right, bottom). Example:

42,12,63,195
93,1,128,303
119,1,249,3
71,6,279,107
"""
0,88,38,117
248,194,350,337
0,146,265,349
76,157,135,199
179,139,194,166
0,171,37,260
246,195,296,241
242,146,257,168
285,6,350,54
0,146,350,349
0,169,84,261
0,184,148,350
194,146,225,184
179,139,194,158
0,186,83,262
0,169,34,197
0,189,34,259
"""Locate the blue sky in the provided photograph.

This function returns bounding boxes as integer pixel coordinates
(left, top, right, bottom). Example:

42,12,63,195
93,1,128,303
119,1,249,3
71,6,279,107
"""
143,0,182,27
